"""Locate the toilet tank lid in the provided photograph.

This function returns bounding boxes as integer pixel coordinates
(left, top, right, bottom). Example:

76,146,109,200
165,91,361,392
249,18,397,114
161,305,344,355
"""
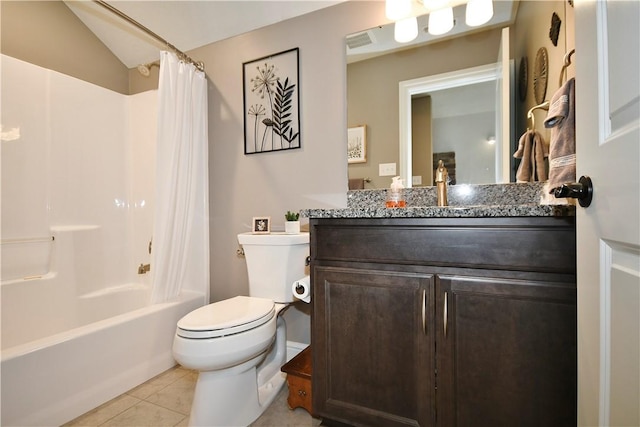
238,232,309,246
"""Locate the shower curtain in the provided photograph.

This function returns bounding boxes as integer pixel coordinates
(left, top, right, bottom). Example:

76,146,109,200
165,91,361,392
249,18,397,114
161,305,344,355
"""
151,51,209,304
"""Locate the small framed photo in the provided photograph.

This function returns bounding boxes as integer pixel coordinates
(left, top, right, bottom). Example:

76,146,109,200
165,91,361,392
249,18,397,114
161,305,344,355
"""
252,216,271,234
348,125,367,164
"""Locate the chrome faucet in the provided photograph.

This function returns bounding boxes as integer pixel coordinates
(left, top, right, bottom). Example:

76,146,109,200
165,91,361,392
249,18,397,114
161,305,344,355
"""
138,263,151,274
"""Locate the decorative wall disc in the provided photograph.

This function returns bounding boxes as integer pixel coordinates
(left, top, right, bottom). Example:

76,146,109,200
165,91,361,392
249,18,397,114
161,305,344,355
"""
533,47,548,104
518,56,528,102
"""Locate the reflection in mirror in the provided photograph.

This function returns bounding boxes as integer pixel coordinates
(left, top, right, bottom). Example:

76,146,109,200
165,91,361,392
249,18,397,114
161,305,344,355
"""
430,82,497,185
399,62,504,188
347,26,506,189
346,0,575,189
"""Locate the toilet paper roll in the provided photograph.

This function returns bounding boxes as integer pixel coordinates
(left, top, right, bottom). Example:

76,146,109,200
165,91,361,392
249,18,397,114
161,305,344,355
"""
292,275,311,303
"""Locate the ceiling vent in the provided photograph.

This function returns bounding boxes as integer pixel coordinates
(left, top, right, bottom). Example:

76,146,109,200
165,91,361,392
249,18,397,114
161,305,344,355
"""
346,31,375,49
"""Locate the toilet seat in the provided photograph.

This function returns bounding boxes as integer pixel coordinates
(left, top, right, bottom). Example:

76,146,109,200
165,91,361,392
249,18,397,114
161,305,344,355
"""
177,296,275,339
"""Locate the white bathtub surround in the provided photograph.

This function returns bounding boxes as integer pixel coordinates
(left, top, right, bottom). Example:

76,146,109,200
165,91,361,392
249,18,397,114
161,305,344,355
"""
151,51,209,304
1,290,202,427
0,55,208,426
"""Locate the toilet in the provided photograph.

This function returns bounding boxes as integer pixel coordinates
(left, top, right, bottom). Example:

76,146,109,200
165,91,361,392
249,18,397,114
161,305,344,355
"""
172,232,309,426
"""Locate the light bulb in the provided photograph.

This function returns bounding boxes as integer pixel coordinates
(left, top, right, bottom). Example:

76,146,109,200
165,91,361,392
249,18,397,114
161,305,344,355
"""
422,0,449,10
428,7,454,36
466,0,494,27
394,16,419,43
386,0,412,21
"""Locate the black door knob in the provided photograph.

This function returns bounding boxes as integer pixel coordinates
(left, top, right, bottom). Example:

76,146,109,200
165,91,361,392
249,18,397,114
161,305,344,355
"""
550,175,593,207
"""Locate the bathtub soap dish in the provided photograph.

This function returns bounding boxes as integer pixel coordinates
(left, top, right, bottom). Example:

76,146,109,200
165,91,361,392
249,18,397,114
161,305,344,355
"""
281,345,312,415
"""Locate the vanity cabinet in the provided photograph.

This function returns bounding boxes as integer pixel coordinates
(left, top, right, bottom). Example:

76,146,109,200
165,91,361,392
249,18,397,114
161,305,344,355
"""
313,266,435,426
310,217,576,427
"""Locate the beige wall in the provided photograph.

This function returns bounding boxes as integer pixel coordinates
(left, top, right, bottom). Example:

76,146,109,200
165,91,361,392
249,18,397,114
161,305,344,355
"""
347,28,503,189
185,1,389,343
1,1,129,94
513,1,576,138
412,96,432,186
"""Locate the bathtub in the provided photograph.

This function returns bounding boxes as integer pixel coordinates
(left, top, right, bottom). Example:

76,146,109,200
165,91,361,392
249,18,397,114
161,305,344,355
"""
1,229,205,426
1,283,204,426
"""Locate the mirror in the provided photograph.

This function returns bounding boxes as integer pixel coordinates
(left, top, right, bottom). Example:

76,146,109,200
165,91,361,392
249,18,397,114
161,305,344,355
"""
346,0,574,189
398,60,509,187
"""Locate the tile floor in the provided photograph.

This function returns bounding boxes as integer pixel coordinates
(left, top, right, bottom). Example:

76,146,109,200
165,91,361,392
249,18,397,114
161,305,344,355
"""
64,366,322,427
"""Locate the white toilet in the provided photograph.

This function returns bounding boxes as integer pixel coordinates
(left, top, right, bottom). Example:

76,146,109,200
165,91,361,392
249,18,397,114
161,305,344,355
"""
172,232,309,427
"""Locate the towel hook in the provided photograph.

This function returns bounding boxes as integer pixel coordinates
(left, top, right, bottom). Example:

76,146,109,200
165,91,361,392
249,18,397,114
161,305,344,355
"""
527,100,550,131
559,48,576,86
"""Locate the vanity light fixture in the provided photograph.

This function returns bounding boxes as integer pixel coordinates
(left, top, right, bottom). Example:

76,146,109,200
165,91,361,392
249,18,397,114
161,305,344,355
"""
386,0,412,21
427,6,454,35
487,136,496,145
387,0,494,42
387,0,418,43
395,16,419,43
465,0,494,27
422,0,451,10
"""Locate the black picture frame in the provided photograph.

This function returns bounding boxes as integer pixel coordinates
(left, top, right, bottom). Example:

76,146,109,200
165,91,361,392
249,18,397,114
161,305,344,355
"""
243,48,301,154
252,216,271,234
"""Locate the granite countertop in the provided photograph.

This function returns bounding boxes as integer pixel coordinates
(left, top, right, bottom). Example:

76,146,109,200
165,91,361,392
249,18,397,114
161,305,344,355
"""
300,182,576,219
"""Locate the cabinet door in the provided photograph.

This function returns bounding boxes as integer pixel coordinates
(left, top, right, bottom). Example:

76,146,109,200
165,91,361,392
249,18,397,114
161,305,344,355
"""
313,266,434,427
436,275,577,427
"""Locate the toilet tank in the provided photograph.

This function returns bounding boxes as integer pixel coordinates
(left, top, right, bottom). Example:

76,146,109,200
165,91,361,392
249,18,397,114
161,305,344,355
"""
237,232,309,303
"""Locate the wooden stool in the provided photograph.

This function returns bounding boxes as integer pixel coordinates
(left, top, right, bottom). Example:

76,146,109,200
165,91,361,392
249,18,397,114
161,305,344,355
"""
281,345,312,414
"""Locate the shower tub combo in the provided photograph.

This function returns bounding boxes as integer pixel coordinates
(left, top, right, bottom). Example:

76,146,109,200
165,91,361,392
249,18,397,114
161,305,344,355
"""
1,55,207,426
1,227,204,426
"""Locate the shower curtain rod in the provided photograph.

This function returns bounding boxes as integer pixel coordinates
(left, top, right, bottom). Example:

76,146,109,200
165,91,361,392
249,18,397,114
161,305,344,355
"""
93,0,205,72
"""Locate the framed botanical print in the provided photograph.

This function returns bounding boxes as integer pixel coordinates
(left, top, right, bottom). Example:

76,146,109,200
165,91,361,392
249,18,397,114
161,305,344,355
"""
243,48,300,154
347,125,367,163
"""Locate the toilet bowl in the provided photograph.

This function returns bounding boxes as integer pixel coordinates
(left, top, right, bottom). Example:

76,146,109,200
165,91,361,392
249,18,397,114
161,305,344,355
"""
173,296,289,426
172,232,309,427
173,296,279,371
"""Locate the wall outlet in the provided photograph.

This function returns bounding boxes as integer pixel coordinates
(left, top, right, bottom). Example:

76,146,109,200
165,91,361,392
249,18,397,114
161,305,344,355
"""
412,175,422,185
379,162,396,176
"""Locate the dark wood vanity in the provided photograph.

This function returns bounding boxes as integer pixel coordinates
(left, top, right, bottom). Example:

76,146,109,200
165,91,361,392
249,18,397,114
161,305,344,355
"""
310,216,576,427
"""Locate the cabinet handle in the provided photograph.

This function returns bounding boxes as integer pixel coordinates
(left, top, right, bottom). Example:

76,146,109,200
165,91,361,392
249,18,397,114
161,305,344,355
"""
422,289,427,335
444,291,448,338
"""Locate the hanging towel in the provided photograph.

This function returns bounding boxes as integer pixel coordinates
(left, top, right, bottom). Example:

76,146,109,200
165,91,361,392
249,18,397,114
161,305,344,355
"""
544,78,576,190
513,129,548,182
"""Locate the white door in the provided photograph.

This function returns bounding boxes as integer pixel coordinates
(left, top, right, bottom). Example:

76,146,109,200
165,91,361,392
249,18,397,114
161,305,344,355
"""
575,1,640,426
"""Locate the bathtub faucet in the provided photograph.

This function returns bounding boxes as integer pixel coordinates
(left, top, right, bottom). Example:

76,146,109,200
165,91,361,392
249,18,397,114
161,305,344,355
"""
138,263,151,274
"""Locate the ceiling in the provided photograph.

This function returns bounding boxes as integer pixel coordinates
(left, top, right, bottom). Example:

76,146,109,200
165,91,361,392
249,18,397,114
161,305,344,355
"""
65,1,516,70
64,1,344,69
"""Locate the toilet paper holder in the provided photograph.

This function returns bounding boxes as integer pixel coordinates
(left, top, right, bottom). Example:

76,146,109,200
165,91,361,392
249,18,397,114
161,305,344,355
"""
292,275,311,303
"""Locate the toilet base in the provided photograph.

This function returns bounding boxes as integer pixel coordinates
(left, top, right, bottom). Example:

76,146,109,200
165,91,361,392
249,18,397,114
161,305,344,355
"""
188,316,288,427
189,363,286,426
